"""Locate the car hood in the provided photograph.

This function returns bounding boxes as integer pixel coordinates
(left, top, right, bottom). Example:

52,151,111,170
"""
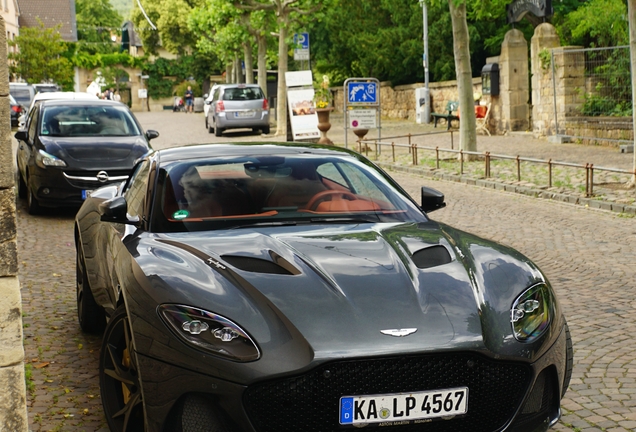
143,221,550,363
41,135,150,167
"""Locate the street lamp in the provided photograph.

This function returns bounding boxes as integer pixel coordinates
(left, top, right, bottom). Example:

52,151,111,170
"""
419,0,431,124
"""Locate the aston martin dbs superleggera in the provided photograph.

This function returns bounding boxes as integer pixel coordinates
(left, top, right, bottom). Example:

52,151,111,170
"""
75,142,572,432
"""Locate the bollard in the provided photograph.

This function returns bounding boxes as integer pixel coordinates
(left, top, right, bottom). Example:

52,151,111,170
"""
548,159,552,188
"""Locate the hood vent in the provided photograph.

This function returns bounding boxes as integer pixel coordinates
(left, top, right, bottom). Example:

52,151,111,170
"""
411,245,452,269
221,254,299,275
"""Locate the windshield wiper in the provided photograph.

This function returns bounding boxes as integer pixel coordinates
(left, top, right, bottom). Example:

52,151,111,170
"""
310,216,379,224
228,220,301,230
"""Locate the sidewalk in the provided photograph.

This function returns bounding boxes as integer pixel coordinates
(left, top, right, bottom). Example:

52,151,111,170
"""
322,113,636,214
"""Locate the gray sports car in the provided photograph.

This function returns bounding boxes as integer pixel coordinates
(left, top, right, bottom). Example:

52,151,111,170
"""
74,142,572,432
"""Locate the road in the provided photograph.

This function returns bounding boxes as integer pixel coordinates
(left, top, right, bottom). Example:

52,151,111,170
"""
17,110,636,431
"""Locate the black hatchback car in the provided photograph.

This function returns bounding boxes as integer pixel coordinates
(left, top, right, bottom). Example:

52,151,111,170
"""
15,99,159,214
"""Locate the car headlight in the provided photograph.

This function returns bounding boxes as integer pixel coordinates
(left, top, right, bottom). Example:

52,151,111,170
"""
36,149,66,168
158,304,260,362
510,283,553,342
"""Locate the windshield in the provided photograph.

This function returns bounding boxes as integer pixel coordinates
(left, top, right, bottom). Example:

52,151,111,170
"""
151,154,427,232
40,105,141,137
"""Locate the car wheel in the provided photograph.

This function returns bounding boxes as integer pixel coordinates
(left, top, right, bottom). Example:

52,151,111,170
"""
16,166,27,199
100,305,145,432
262,126,270,135
76,245,106,333
205,117,208,129
214,125,223,137
208,118,214,134
26,177,40,215
563,321,573,397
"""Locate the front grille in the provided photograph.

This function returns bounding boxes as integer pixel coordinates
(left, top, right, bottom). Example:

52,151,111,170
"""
244,353,532,432
510,368,557,432
63,170,130,189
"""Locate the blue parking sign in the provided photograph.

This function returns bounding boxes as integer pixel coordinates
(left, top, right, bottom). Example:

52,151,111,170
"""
294,33,309,50
347,82,378,104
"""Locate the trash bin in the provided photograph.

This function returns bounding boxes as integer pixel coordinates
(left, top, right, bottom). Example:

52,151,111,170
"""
193,97,204,113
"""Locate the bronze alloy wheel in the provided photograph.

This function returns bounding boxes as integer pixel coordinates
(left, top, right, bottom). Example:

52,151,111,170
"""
100,305,145,432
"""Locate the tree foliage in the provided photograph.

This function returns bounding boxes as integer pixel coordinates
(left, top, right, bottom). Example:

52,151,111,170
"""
558,0,629,47
8,22,74,90
76,0,123,54
132,0,204,55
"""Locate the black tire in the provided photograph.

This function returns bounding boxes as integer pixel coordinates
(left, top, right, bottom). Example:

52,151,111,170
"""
214,125,223,137
562,321,573,397
100,305,145,432
262,126,270,135
16,167,27,199
26,177,40,215
205,117,208,129
208,118,214,134
76,245,106,333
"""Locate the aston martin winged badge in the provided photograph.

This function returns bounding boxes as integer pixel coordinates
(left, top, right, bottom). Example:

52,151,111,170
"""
380,328,418,337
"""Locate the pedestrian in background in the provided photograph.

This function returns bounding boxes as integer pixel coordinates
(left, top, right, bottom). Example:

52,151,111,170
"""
184,86,194,113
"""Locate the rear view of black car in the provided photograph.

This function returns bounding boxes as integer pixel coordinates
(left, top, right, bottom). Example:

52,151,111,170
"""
10,94,23,128
15,99,159,214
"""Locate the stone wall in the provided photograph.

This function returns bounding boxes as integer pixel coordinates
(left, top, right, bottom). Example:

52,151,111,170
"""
0,16,29,432
76,67,168,112
332,78,483,122
564,117,634,145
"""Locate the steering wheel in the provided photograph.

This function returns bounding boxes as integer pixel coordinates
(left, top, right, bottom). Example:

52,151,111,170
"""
306,190,358,210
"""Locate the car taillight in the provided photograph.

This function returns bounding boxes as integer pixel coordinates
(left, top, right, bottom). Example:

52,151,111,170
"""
262,99,269,110
216,101,225,113
11,105,21,113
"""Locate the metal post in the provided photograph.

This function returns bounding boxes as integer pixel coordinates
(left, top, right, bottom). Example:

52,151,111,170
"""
551,50,560,136
548,159,552,188
516,156,521,181
419,0,430,123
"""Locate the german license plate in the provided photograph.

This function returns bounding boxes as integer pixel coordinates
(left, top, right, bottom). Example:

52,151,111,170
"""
81,190,93,200
234,110,255,118
339,387,468,426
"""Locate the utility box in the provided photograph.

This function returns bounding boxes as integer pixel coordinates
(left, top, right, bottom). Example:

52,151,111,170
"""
481,63,500,96
415,87,430,124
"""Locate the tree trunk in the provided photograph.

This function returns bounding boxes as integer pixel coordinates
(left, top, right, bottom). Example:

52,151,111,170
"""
275,21,289,137
244,43,254,84
235,56,244,83
257,35,267,98
628,0,636,184
448,0,477,154
225,63,232,83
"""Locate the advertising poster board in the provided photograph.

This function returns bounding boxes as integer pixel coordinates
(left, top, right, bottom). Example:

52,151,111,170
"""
287,88,320,140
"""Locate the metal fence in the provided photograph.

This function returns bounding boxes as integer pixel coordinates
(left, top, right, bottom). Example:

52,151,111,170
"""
551,46,633,146
358,131,636,199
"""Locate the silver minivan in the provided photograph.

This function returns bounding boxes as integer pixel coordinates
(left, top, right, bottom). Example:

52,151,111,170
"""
206,84,270,136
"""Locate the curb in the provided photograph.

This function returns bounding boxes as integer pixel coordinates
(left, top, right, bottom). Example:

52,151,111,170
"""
378,162,636,216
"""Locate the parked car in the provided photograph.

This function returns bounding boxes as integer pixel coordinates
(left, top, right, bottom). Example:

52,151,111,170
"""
202,83,220,120
74,142,572,432
33,83,60,93
18,91,100,129
205,83,270,136
9,82,36,108
15,99,158,215
9,94,24,128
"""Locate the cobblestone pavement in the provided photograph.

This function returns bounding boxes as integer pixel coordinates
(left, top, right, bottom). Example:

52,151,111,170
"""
17,110,636,431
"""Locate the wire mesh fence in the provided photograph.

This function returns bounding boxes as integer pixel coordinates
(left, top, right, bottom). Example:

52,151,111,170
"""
551,46,633,146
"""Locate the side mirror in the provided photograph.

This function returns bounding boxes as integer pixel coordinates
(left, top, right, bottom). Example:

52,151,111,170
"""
145,130,160,141
203,93,208,99
99,196,137,224
14,130,27,142
421,186,446,213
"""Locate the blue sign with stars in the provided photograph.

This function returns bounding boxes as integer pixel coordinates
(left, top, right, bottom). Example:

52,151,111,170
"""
347,82,378,105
